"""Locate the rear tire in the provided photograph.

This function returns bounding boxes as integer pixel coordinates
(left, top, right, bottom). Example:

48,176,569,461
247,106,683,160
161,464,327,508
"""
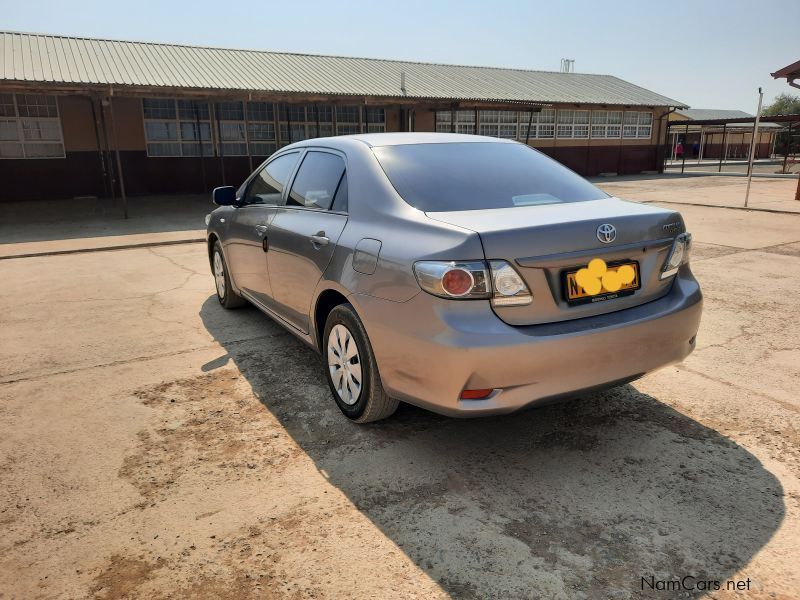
212,241,246,309
324,303,398,423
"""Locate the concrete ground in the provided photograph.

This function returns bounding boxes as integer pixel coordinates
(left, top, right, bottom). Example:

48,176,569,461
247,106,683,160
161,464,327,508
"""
1,177,799,599
0,194,208,259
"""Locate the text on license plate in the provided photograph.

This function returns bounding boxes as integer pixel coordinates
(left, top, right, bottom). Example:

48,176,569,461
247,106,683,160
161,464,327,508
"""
564,261,640,304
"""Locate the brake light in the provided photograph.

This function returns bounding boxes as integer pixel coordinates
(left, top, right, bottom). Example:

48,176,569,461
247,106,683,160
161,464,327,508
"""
413,260,532,305
413,261,491,299
442,268,475,297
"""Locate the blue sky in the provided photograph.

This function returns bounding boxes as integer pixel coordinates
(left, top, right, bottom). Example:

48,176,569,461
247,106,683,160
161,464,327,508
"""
3,0,798,111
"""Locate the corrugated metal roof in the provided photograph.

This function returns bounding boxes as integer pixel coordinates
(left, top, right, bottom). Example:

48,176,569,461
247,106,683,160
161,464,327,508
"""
0,31,687,107
677,109,753,120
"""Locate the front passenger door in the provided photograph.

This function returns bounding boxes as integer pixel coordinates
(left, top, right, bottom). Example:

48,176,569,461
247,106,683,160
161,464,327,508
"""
225,151,300,305
267,150,349,333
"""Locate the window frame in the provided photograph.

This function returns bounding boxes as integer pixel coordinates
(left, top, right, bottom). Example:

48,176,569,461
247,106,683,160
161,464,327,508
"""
0,93,65,160
623,111,653,139
282,147,349,215
240,149,302,208
590,110,623,139
556,109,590,139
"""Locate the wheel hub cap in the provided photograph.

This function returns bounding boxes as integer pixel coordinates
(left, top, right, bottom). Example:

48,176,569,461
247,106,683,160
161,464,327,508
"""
213,252,225,299
327,324,362,405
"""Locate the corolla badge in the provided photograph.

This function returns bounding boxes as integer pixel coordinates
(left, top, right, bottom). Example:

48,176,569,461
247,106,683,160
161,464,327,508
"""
596,224,617,244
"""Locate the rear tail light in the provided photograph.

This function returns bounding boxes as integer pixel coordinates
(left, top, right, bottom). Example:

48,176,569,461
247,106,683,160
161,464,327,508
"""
661,233,692,279
413,259,532,305
413,261,490,299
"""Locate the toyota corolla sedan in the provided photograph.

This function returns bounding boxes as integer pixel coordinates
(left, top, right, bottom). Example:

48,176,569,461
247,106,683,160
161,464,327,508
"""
206,133,702,422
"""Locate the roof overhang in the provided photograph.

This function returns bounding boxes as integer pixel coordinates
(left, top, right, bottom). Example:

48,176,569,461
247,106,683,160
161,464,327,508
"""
771,60,800,89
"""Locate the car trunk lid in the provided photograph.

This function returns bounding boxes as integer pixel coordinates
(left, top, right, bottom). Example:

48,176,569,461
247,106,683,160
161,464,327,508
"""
426,197,684,325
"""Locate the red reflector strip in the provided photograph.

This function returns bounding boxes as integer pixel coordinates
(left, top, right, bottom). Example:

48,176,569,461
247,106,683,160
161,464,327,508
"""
460,388,493,400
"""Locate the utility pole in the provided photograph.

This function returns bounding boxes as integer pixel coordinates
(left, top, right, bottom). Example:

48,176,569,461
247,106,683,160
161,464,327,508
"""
744,87,764,208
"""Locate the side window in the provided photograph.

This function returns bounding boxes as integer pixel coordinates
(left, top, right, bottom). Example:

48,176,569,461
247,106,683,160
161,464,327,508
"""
331,173,348,212
245,151,299,205
287,151,346,210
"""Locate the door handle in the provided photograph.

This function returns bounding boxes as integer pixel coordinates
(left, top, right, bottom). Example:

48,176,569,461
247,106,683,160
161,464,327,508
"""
255,224,268,235
309,232,329,248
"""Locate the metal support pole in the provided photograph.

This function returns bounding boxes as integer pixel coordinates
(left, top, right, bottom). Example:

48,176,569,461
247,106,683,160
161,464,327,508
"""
106,93,128,219
213,102,226,186
195,104,208,192
243,99,253,173
525,108,534,145
744,87,764,208
97,96,116,206
782,122,791,174
718,124,727,172
88,96,110,199
681,123,688,174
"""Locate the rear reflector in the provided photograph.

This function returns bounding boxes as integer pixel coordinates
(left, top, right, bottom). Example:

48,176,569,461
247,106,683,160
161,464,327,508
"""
460,388,494,400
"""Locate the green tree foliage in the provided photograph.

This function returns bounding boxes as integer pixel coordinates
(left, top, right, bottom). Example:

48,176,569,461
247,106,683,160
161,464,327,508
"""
763,93,800,116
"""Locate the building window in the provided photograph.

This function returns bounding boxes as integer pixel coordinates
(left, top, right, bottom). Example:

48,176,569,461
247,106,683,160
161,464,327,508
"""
435,110,476,134
143,99,386,156
143,98,209,157
247,102,277,157
556,109,589,139
436,109,559,140
479,110,518,139
623,111,652,139
435,111,452,133
519,109,555,139
277,103,337,145
335,106,360,136
215,101,247,156
365,107,386,133
0,93,65,159
590,110,622,139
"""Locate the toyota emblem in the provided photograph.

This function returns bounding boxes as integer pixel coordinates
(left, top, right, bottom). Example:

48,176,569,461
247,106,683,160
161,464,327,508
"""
597,224,617,244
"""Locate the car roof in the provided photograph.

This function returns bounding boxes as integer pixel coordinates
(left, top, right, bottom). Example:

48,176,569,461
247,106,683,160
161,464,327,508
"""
285,132,519,151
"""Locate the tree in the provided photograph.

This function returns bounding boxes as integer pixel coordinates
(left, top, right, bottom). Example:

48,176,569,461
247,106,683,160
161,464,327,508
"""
763,93,800,116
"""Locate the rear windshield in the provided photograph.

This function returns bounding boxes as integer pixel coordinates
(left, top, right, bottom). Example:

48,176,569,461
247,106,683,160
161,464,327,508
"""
372,142,607,212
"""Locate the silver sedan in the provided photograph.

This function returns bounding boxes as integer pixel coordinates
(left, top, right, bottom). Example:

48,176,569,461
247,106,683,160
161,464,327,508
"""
206,133,702,422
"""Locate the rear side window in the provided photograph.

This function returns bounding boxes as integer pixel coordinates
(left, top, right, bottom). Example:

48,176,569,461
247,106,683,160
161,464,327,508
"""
372,142,607,212
331,173,348,212
287,151,346,210
245,151,299,205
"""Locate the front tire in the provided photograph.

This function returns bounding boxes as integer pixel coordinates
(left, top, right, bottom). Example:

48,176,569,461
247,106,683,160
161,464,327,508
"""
324,303,398,423
212,241,246,309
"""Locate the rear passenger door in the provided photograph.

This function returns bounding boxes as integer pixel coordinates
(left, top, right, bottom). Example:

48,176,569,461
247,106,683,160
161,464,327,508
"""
266,150,348,333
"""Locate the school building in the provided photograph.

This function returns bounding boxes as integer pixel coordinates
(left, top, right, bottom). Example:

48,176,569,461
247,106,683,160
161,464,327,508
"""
0,31,688,202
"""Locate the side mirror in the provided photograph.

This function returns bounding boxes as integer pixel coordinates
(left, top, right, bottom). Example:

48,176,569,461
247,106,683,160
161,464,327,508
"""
212,186,237,206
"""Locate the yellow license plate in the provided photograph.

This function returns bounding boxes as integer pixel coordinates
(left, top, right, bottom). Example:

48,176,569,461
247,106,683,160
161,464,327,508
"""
564,261,640,305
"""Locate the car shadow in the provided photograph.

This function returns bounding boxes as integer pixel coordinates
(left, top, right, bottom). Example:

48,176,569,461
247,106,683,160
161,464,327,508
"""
199,296,784,598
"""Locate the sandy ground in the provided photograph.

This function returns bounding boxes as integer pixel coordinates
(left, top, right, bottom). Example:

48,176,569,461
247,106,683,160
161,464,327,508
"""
1,181,800,598
595,175,800,214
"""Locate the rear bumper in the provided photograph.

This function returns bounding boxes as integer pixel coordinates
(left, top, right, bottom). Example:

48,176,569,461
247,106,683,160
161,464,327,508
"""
353,268,702,417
